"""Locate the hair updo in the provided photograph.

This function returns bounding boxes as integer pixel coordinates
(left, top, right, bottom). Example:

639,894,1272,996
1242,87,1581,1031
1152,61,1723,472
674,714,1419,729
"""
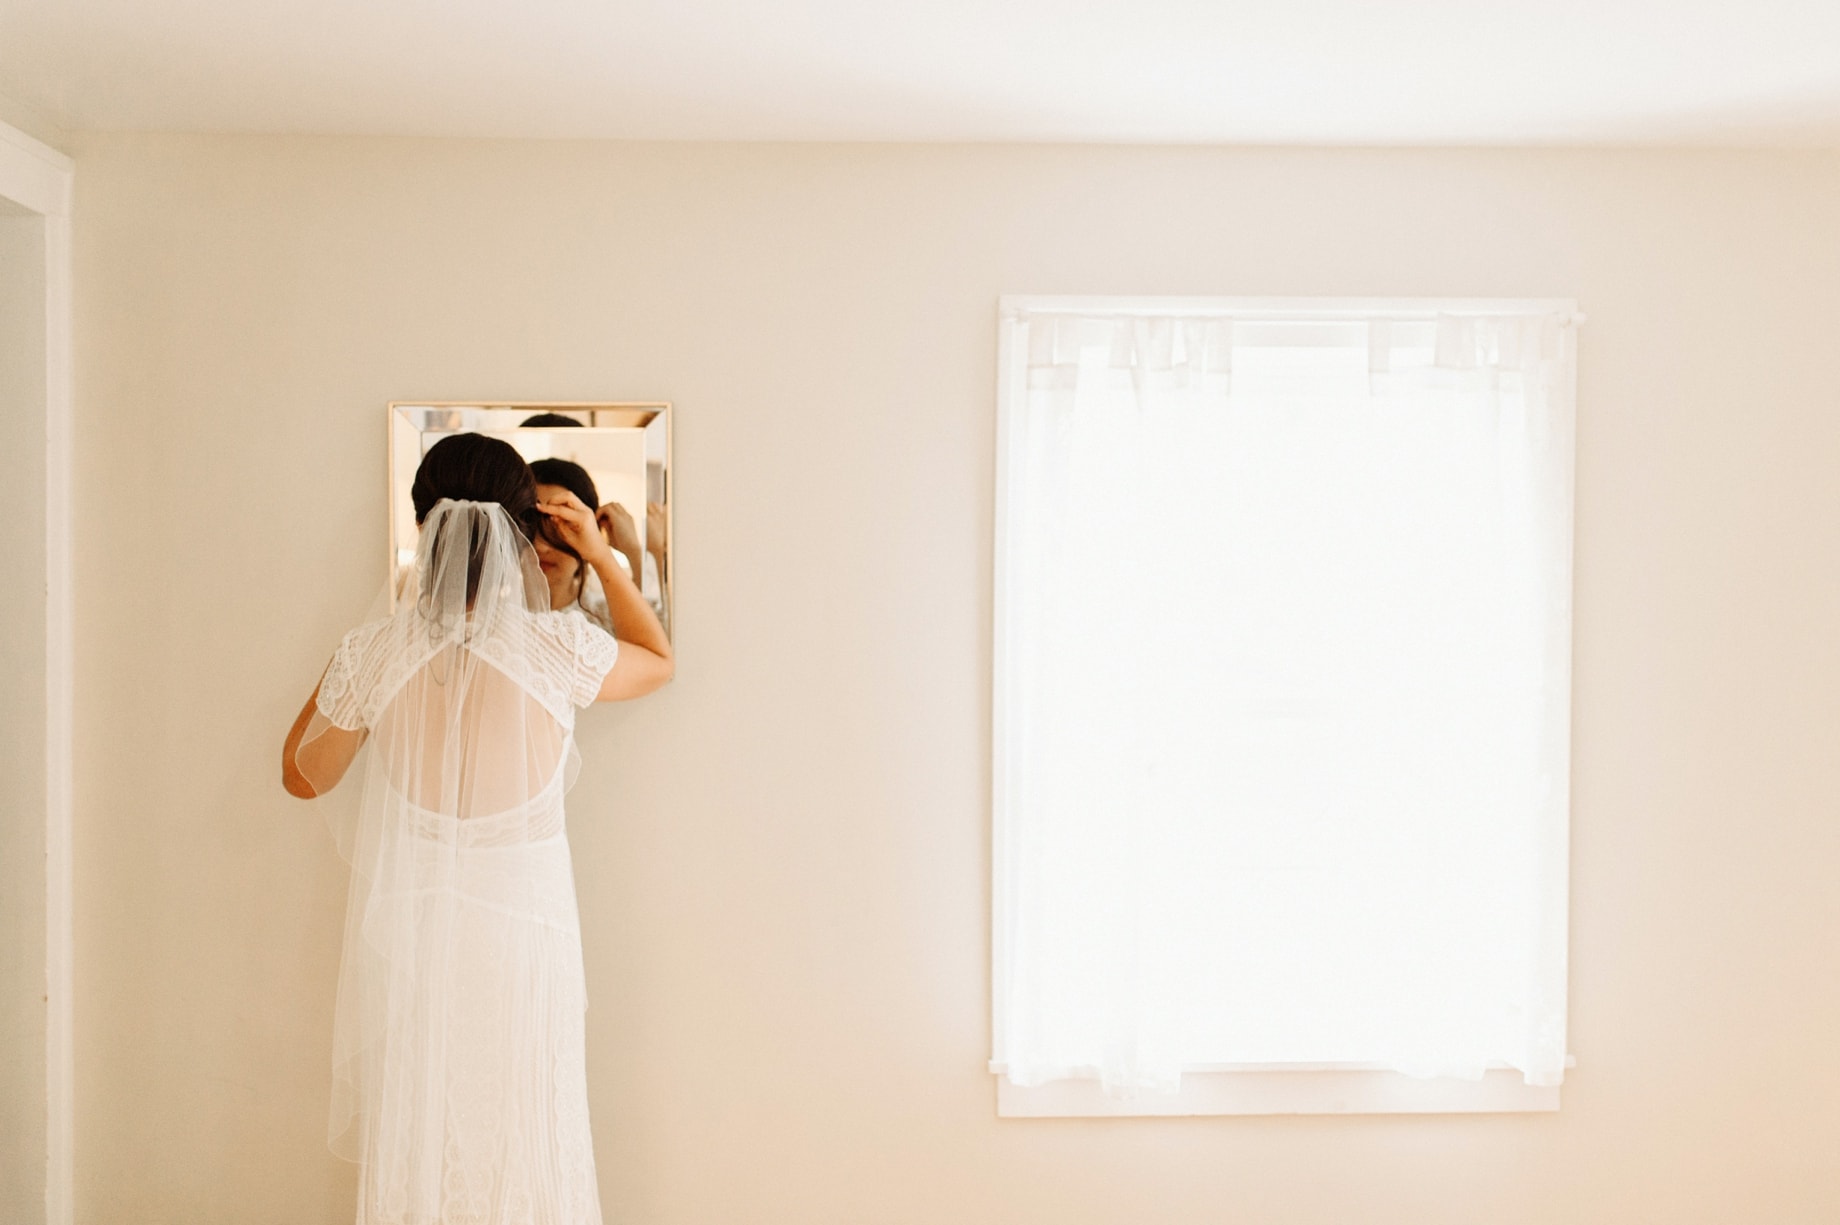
409,433,539,606
411,433,538,530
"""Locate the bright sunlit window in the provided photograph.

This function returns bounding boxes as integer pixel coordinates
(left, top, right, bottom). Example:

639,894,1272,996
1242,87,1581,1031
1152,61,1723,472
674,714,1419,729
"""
991,297,1579,1116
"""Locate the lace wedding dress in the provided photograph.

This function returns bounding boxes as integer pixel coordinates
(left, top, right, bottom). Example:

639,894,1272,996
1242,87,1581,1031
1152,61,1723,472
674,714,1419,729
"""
302,500,619,1225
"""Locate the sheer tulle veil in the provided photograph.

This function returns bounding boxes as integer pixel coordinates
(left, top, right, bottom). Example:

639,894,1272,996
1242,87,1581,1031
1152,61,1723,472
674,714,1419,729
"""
297,499,609,1219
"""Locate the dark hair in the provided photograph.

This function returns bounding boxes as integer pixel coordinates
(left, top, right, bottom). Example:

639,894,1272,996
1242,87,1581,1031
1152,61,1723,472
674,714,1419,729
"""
410,434,539,605
527,458,598,593
411,433,538,528
529,458,599,510
519,412,586,428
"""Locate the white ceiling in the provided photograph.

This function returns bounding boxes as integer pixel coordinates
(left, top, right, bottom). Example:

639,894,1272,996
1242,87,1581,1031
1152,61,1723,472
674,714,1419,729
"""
4,0,1840,146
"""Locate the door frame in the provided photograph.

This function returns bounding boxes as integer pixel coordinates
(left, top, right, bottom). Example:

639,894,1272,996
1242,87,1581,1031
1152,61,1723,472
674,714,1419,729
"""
0,117,74,1225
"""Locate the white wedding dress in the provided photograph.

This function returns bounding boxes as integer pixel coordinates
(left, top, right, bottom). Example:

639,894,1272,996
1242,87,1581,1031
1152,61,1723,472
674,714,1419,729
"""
303,500,620,1225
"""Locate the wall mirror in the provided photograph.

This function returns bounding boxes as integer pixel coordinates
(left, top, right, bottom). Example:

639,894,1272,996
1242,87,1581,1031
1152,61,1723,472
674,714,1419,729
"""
389,402,673,640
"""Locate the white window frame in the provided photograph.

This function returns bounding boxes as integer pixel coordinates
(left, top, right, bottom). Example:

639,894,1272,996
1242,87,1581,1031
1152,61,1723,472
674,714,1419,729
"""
990,295,1578,1118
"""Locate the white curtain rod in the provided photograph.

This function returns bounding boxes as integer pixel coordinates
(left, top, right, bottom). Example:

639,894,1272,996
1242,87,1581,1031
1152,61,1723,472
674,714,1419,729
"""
1002,296,1585,325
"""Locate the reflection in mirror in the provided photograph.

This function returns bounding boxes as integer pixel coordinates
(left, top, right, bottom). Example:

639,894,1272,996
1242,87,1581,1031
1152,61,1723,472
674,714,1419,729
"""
389,403,673,640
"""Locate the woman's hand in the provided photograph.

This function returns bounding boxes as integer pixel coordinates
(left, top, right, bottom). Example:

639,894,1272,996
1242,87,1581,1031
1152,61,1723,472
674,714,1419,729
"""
598,502,642,560
597,503,645,588
533,490,615,568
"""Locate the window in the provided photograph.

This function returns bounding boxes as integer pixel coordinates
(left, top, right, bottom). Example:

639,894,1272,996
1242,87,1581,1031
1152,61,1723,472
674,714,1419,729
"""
991,298,1578,1115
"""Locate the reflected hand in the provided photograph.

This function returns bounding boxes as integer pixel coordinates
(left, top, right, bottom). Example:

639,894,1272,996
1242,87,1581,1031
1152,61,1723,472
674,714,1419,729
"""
598,503,641,560
533,491,612,566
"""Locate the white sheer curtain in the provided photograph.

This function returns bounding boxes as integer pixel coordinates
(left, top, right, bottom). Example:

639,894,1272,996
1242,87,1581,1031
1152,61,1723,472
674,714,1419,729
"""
992,302,1577,1094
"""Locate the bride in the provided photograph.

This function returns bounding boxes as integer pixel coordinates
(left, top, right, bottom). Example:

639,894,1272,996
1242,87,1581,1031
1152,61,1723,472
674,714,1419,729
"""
279,433,672,1224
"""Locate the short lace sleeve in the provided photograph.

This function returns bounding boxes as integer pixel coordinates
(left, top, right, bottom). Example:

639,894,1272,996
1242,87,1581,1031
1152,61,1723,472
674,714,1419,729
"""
570,616,620,708
316,620,389,731
464,609,620,722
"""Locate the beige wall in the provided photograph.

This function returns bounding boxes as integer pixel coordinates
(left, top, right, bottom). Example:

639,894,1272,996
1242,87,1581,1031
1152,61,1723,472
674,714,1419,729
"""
1,208,48,1225
69,134,1840,1223
0,92,66,156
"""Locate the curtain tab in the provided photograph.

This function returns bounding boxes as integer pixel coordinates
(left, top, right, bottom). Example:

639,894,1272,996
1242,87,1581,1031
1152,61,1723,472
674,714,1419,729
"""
1434,315,1478,371
1367,321,1393,375
1199,319,1233,377
1107,318,1136,370
1137,318,1176,373
1025,317,1060,370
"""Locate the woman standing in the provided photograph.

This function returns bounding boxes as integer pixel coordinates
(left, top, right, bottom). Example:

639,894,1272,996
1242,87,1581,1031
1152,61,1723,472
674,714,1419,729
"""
281,433,671,1224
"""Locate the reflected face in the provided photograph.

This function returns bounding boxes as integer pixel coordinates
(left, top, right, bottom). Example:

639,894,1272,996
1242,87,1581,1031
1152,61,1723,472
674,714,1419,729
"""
531,483,582,608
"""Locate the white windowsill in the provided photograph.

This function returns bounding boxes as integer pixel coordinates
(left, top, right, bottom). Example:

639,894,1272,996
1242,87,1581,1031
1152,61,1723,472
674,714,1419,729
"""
995,1065,1566,1117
